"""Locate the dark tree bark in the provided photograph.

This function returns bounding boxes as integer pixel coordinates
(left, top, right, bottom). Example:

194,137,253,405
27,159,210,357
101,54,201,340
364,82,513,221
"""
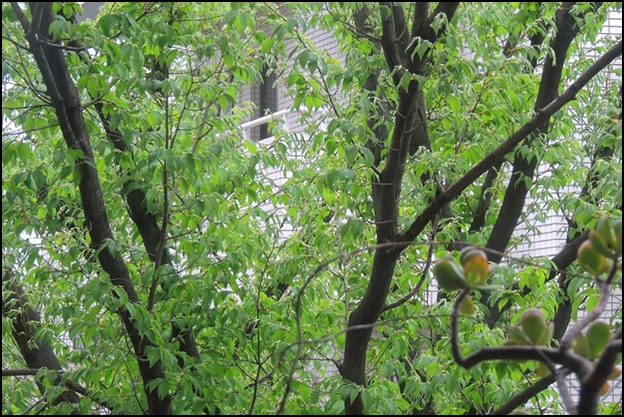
552,85,621,341
63,0,201,371
89,7,217,412
475,3,609,335
2,268,81,412
341,1,620,414
486,3,601,264
342,3,460,414
11,3,172,414
469,16,547,235
93,49,200,369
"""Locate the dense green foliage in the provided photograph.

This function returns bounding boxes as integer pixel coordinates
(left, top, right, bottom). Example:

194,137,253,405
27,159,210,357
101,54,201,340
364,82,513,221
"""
2,2,622,415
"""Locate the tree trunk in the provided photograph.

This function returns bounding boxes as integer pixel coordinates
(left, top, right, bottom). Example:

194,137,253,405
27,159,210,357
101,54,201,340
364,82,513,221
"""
341,249,400,414
13,3,173,413
2,268,81,411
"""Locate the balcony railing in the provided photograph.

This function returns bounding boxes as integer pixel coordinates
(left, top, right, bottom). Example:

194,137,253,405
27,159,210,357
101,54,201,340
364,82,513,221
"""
239,109,290,143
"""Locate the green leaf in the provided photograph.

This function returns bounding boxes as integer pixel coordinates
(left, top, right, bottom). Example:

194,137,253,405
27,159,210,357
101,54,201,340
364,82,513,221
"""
97,13,121,37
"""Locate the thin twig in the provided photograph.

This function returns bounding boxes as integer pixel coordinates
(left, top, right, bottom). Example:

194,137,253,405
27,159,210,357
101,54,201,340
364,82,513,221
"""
382,231,436,312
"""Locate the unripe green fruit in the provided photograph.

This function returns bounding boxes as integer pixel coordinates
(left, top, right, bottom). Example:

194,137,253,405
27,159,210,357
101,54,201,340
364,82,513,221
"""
520,307,545,324
536,361,551,378
537,322,554,346
614,220,622,255
520,308,548,345
586,321,611,359
505,324,530,346
577,240,608,276
589,231,614,258
433,255,467,291
459,294,476,315
573,333,591,358
595,215,615,247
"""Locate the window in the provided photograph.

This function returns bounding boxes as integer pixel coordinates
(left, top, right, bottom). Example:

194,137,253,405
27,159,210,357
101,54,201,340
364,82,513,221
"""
249,65,278,141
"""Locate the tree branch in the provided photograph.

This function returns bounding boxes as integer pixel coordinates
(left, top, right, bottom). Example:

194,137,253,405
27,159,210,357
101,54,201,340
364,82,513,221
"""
2,368,44,377
578,328,622,415
410,2,429,40
449,286,596,380
73,9,202,366
485,2,590,264
382,225,436,312
2,367,115,412
379,2,404,84
16,3,172,413
407,2,459,73
391,2,409,60
2,268,80,409
492,370,563,415
560,260,619,350
353,4,389,170
9,2,30,33
397,39,622,247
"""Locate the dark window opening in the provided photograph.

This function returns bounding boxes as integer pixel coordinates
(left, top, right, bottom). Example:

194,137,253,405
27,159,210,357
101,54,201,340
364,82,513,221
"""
253,65,277,141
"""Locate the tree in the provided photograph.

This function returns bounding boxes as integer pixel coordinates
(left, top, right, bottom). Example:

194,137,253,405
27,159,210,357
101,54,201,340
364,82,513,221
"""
2,2,621,415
